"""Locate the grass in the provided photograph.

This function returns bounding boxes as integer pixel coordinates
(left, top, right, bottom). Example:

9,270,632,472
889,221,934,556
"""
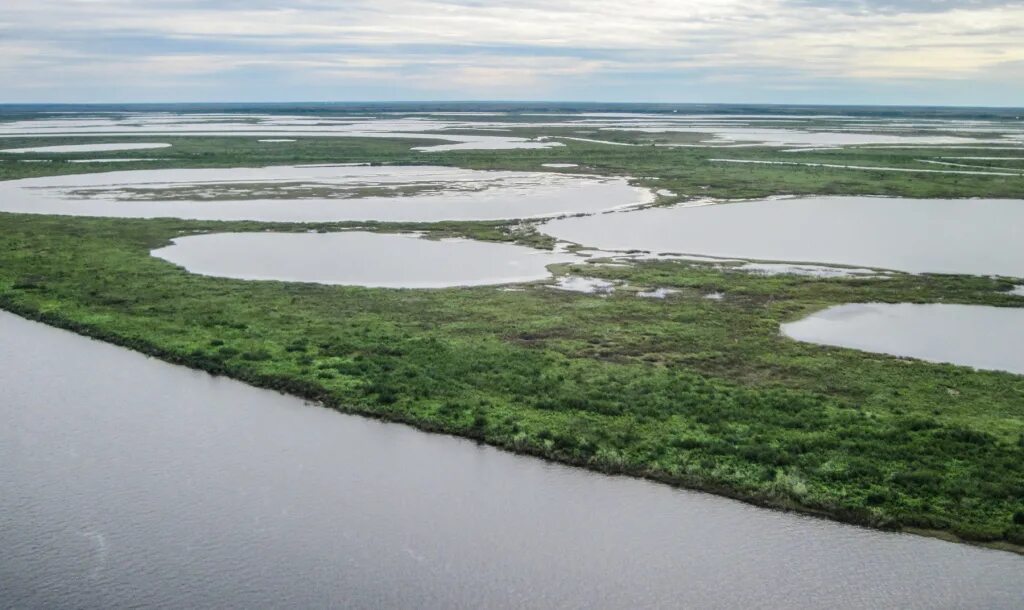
0,130,1023,552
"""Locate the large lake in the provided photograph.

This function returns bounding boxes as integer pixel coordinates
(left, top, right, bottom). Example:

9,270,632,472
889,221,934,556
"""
0,165,651,223
2,311,1021,609
542,196,1024,278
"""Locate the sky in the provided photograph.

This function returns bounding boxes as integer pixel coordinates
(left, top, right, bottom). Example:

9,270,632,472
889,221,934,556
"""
2,0,1023,106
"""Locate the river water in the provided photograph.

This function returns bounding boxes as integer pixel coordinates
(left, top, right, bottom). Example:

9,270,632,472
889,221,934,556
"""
1,311,1021,609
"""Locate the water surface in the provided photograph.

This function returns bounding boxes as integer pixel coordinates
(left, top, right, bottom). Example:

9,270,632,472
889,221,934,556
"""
0,114,561,152
543,196,1024,278
0,164,652,222
636,288,679,299
0,142,171,154
3,111,1020,151
782,303,1024,375
1,311,1022,609
152,232,576,288
615,127,1010,147
550,276,618,294
712,158,1023,177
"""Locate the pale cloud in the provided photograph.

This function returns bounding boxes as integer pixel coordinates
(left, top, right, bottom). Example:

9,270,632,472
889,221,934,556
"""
0,0,1021,104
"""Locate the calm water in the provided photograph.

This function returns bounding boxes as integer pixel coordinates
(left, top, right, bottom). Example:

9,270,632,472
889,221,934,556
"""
543,196,1024,277
0,142,171,154
550,276,619,294
1,311,1021,609
0,165,651,222
782,303,1024,375
0,114,561,152
3,110,1019,150
153,232,577,288
607,126,1006,147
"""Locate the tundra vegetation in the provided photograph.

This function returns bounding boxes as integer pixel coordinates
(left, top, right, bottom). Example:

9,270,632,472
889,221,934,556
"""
1,119,1022,552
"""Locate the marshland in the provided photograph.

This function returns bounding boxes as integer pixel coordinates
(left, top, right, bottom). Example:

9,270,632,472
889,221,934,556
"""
2,104,1023,607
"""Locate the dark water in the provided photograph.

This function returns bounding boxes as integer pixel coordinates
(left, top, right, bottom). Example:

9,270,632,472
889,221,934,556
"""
1,311,1021,609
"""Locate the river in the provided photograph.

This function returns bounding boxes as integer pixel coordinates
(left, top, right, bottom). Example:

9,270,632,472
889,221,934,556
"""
1,311,1020,609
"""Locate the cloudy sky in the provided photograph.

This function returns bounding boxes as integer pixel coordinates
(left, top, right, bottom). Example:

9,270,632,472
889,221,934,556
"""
2,0,1023,105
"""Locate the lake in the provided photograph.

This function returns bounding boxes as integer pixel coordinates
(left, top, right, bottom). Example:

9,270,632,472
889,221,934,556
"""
0,164,652,223
543,196,1024,278
152,231,577,288
782,303,1024,375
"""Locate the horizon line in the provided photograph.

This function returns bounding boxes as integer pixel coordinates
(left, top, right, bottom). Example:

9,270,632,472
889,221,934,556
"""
1,100,1023,112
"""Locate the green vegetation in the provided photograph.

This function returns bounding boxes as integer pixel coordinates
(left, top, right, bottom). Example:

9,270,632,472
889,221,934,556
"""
1,130,1023,552
3,132,1023,203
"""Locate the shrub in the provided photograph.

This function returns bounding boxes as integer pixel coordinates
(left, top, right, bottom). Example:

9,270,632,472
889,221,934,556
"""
241,349,272,361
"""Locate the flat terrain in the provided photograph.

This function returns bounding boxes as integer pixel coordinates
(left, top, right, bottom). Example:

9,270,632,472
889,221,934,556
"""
1,111,1023,551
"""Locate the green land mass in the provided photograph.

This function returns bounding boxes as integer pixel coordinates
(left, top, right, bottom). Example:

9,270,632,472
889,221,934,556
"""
1,132,1023,552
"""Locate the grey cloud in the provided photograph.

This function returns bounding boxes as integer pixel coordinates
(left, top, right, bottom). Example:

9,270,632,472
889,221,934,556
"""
789,0,1023,13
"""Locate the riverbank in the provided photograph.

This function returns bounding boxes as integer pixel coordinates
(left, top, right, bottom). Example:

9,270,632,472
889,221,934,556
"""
0,298,1021,557
1,208,1022,552
6,309,1021,609
3,124,1023,551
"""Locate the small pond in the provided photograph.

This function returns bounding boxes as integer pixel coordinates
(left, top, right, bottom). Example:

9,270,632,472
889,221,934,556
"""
782,303,1024,375
152,231,577,288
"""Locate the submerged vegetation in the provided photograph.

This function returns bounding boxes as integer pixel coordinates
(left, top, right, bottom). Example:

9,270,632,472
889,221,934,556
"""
1,121,1023,552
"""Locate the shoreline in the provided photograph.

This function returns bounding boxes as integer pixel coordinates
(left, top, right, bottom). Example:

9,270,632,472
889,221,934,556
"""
2,300,1020,558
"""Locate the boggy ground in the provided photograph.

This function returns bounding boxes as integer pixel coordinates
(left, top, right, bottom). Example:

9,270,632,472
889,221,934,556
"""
1,133,1023,552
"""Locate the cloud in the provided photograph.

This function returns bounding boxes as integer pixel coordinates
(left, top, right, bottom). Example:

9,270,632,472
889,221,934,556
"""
0,0,1022,104
787,0,1024,14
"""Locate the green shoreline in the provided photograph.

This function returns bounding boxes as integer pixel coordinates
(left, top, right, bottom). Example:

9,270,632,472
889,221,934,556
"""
1,133,1023,554
0,298,1020,556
